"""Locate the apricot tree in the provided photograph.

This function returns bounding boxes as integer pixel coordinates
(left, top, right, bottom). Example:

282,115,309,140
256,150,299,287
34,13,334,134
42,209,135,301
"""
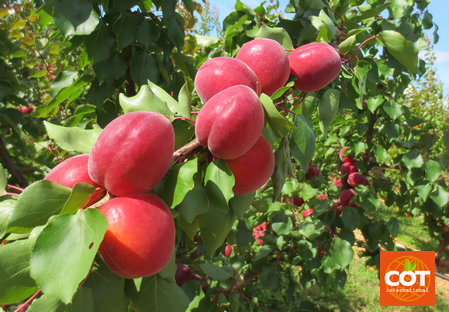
0,0,447,311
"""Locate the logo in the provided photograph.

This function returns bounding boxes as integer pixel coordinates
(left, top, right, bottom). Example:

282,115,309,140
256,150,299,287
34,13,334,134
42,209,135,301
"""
380,251,435,306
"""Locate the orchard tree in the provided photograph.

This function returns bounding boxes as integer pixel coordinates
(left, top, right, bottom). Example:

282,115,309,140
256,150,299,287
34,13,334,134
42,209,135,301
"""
0,0,447,311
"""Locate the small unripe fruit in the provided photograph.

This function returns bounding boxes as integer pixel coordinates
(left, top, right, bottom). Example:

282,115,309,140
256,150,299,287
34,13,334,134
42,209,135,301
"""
18,106,33,114
224,244,232,257
191,274,203,283
175,264,192,287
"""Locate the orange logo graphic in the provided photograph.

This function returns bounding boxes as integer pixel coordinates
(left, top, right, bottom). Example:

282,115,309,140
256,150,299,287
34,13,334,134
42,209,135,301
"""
380,251,435,306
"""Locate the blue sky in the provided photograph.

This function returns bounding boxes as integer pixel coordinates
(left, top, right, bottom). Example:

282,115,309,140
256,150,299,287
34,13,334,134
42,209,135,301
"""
208,0,449,95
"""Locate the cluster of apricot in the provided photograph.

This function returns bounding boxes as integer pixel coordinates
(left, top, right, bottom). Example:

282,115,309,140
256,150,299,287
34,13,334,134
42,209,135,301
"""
45,111,176,279
331,147,369,214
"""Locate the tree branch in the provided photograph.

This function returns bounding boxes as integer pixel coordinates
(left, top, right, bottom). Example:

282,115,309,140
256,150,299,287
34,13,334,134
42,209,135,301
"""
172,138,203,162
0,136,28,188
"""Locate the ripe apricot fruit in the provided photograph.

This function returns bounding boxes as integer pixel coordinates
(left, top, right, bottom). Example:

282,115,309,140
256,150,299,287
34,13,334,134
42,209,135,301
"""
339,189,356,206
99,194,175,279
288,42,341,92
347,172,369,187
45,154,105,206
196,85,264,160
293,195,305,206
224,244,232,257
88,111,174,196
236,38,290,96
194,57,260,103
226,135,275,195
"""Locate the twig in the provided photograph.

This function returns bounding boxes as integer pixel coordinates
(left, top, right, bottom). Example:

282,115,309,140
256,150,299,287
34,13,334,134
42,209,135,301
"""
0,136,28,188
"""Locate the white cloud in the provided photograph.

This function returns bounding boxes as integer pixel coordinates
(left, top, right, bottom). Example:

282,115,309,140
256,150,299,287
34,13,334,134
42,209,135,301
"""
434,50,449,63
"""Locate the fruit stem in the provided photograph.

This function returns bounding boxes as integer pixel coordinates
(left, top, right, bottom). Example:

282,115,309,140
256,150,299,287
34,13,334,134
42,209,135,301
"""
355,36,379,56
7,184,24,192
170,116,196,124
172,138,203,163
326,6,345,29
13,289,41,312
0,190,20,197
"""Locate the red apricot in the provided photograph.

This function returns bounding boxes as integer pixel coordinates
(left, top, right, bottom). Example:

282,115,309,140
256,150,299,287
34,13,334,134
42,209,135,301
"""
340,162,358,175
333,176,347,188
339,147,355,163
307,165,321,178
347,172,369,187
288,42,341,92
224,244,232,257
317,194,327,201
293,195,305,206
339,189,356,206
194,57,260,103
302,208,314,218
196,85,264,160
175,264,192,287
88,112,174,196
45,154,105,206
236,38,290,96
99,194,175,279
18,106,33,114
225,135,275,195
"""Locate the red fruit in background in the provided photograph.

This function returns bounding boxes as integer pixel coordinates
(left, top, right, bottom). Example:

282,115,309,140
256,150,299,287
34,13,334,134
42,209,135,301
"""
175,264,192,287
6,129,11,135
236,38,290,96
339,147,355,163
194,57,260,103
317,194,327,201
226,135,275,195
331,200,341,211
302,208,314,218
191,274,203,284
288,42,341,92
224,244,232,257
340,162,358,175
333,176,347,188
252,231,265,245
339,189,356,206
88,112,174,197
18,106,33,114
45,154,105,206
293,195,305,206
307,165,321,178
196,85,264,160
99,194,175,279
347,172,369,187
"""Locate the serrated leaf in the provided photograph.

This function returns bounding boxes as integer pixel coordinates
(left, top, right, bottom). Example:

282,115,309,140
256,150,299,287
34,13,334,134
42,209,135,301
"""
270,81,294,101
0,197,15,237
194,34,220,47
53,0,99,37
127,275,189,312
129,50,160,87
383,100,402,120
7,180,72,233
204,160,235,214
44,122,102,154
27,294,66,312
199,263,232,281
175,177,210,224
0,241,38,305
318,89,340,139
378,31,419,73
402,151,424,169
167,14,185,52
271,214,293,235
164,159,197,208
290,115,316,174
330,237,354,269
119,84,173,117
146,80,188,117
30,209,108,304
425,160,442,183
429,186,449,208
366,95,384,113
260,94,296,138
373,144,387,164
93,52,128,83
338,35,357,54
136,20,160,50
60,183,97,215
112,12,137,49
254,25,294,50
85,22,115,65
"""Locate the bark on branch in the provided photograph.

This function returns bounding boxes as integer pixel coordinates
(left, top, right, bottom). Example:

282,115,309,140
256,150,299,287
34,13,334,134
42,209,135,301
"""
0,136,28,188
172,138,203,162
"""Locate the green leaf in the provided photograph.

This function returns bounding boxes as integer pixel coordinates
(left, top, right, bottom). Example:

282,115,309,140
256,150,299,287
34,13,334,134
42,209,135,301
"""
194,34,220,47
112,12,137,49
93,52,128,83
0,241,38,305
27,294,66,312
373,144,387,164
404,259,411,271
305,0,325,9
0,163,6,192
330,237,354,269
387,217,399,237
230,193,255,220
425,160,442,183
383,101,402,120
167,14,185,52
402,151,424,169
272,137,292,202
127,275,189,312
44,122,102,154
129,50,160,86
60,183,97,215
82,259,128,312
0,197,15,238
199,263,232,281
378,31,419,73
318,89,340,139
164,159,197,208
418,183,432,202
254,25,294,50
297,92,317,120
380,123,401,142
366,95,384,113
7,180,72,233
338,35,357,54
30,209,108,304
309,10,336,40
429,186,449,208
290,115,316,174
85,22,116,64
341,207,360,231
146,80,188,117
175,176,210,224
204,160,235,214
271,214,293,235
196,205,236,256
136,20,160,50
260,94,296,138
119,84,173,117
444,131,449,151
259,264,279,290
270,81,294,101
53,0,99,37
